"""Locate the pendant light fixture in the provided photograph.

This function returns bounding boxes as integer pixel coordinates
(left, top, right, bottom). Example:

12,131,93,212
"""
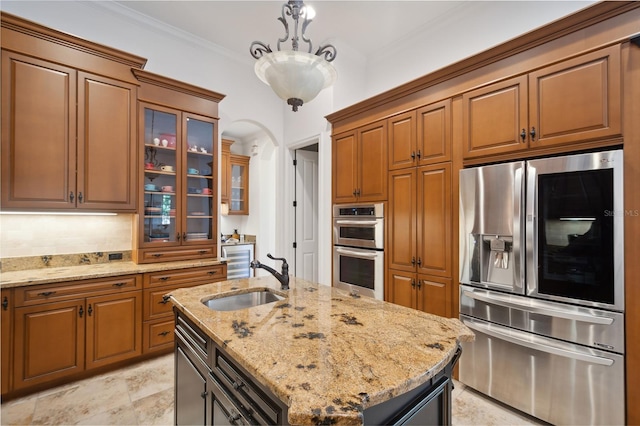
250,1,337,111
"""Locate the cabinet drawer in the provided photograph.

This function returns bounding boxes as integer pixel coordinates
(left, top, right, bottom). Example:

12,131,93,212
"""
137,247,216,263
214,349,280,424
144,288,174,320
143,318,174,353
14,275,140,307
143,265,226,288
175,312,208,365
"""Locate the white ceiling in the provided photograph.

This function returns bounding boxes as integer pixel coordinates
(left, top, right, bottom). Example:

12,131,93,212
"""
114,1,466,61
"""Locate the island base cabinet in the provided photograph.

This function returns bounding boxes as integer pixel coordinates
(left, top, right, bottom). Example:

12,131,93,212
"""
175,343,208,426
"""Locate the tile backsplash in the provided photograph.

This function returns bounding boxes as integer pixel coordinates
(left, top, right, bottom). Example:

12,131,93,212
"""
0,214,133,259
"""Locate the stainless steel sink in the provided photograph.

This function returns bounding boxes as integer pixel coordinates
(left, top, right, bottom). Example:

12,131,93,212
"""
202,290,285,311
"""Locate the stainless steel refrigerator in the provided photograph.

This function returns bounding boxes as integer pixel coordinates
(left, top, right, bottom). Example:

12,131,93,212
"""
459,149,625,425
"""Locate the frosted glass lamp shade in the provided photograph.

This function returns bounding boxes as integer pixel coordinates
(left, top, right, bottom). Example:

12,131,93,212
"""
255,50,336,111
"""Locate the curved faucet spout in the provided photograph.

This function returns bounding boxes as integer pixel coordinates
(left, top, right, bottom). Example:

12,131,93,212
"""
250,254,290,290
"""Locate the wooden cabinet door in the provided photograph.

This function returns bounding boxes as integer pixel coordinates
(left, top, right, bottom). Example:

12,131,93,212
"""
417,99,451,165
358,120,387,202
416,163,452,278
528,45,621,148
333,131,358,203
77,72,137,211
220,139,232,203
1,51,77,210
388,169,417,272
417,275,451,318
13,300,84,389
388,111,417,170
387,269,416,309
85,292,142,370
1,289,12,394
462,75,528,159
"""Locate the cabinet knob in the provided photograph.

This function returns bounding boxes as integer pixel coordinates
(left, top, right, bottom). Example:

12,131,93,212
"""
530,127,536,141
411,257,416,266
352,189,357,197
416,150,422,159
417,280,422,289
78,192,83,203
411,279,416,289
70,191,75,203
520,128,527,142
411,151,416,160
176,233,181,241
79,306,84,318
200,391,208,399
416,257,422,267
87,304,93,316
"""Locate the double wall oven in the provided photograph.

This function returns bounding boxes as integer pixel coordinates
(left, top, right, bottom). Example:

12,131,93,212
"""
333,203,384,300
459,149,625,425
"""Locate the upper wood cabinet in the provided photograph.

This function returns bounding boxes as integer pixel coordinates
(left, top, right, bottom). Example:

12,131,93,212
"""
229,154,250,215
388,100,451,171
333,119,387,204
220,139,233,204
0,52,138,211
0,12,145,212
132,69,225,264
388,163,452,278
463,45,621,159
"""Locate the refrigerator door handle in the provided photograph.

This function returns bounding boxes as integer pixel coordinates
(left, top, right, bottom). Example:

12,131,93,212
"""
462,317,615,366
513,166,524,291
525,164,538,295
461,288,614,325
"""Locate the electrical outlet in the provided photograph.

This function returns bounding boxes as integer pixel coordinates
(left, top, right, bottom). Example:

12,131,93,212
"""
108,252,123,261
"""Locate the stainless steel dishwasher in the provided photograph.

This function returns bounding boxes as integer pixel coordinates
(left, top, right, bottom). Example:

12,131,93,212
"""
221,243,254,279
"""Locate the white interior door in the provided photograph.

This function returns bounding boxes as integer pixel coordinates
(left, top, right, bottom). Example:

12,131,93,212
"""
294,149,319,282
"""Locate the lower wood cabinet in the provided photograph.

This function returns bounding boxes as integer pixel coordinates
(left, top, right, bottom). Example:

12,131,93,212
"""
10,275,142,392
142,264,227,354
2,288,13,394
387,270,451,318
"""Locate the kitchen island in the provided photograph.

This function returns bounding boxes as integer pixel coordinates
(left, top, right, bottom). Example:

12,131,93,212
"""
169,276,473,425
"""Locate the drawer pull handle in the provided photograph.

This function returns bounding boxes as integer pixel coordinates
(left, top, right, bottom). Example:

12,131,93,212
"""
228,412,241,423
232,380,244,390
199,250,207,255
79,306,84,318
159,277,170,281
152,253,163,258
112,282,126,287
207,271,217,275
159,331,171,337
160,295,171,304
2,297,8,310
38,291,56,297
200,391,208,399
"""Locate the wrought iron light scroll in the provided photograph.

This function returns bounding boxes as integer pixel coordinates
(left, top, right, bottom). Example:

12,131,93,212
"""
250,0,337,111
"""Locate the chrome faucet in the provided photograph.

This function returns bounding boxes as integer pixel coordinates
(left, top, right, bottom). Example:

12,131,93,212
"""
250,253,289,290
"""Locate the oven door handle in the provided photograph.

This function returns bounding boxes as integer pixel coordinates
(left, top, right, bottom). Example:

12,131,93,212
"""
335,247,379,258
462,318,615,366
461,288,614,325
335,220,379,226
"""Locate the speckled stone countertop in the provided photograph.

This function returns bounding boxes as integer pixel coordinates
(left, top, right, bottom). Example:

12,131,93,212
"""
170,276,474,426
0,259,225,288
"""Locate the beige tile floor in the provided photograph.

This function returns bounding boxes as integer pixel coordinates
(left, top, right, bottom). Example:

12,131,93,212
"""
1,354,543,425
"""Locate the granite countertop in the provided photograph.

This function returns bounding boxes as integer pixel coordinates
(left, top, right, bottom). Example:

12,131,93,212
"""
0,259,226,289
170,276,474,426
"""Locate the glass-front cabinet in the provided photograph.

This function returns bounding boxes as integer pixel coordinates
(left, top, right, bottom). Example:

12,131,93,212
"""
229,155,250,215
136,104,217,262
